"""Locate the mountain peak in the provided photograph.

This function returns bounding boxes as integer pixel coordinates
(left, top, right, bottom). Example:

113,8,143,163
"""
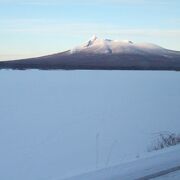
84,35,98,47
90,35,98,41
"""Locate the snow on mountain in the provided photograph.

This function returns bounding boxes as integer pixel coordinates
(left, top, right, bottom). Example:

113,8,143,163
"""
1,35,180,70
71,36,168,55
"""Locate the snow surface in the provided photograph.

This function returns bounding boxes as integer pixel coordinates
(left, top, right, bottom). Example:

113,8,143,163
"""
0,70,180,180
153,169,180,180
71,36,168,55
64,144,180,180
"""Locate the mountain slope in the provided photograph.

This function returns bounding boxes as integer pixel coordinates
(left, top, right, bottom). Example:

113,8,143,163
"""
0,36,180,70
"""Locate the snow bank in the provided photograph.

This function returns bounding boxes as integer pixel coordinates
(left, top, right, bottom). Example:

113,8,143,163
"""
64,145,180,180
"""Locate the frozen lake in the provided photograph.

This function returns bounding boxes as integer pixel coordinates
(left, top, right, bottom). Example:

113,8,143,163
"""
0,70,180,180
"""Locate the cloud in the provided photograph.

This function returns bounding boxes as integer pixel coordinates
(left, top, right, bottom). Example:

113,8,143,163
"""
1,18,180,38
0,0,175,6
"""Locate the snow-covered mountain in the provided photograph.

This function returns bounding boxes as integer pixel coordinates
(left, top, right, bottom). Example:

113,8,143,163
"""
71,35,168,56
0,36,180,70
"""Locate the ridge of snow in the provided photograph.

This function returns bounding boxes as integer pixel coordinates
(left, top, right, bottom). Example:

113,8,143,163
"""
64,144,180,180
71,36,167,55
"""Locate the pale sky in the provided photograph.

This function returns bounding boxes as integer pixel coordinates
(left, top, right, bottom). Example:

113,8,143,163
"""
0,0,180,60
